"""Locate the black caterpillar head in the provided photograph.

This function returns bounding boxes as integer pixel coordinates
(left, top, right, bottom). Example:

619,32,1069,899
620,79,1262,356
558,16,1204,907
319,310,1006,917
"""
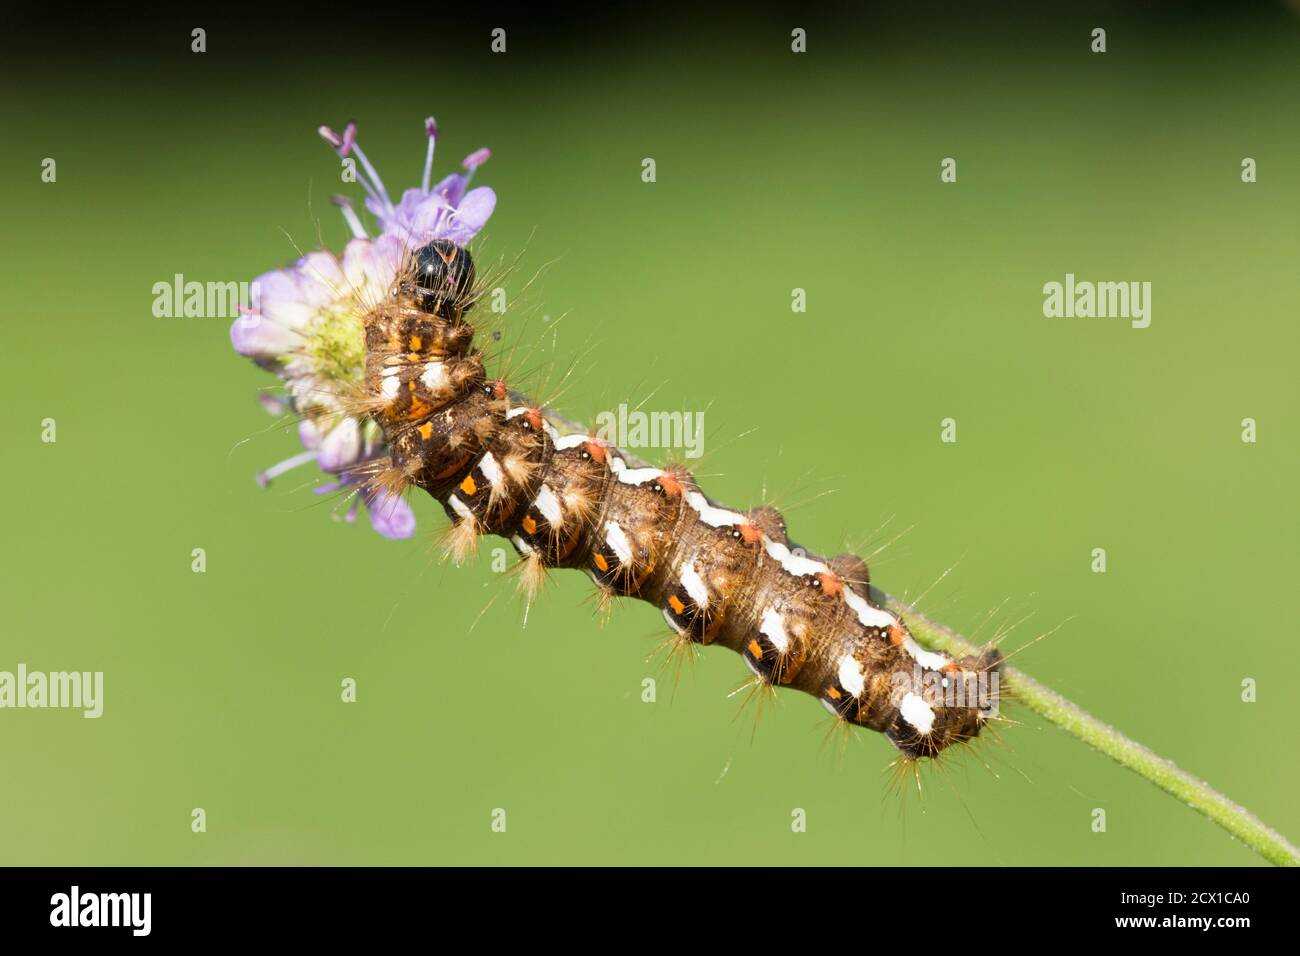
410,239,475,314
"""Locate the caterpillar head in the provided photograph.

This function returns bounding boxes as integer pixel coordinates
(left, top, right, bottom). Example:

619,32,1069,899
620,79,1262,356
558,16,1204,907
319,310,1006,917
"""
408,239,476,315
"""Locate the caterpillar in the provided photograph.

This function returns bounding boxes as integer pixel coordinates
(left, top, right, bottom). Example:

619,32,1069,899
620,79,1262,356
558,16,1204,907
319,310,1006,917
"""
235,117,1002,766
359,239,1002,761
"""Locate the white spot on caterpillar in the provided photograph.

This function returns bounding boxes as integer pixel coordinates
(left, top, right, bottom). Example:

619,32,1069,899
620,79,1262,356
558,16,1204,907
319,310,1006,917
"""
686,491,746,528
899,692,936,735
759,606,791,653
381,375,401,400
605,522,633,565
511,535,535,556
533,484,563,528
420,361,448,391
380,366,402,377
614,465,664,486
902,636,951,673
837,654,865,698
505,406,529,420
763,538,827,578
478,451,504,489
448,494,473,521
679,556,709,609
661,607,685,635
553,433,588,451
843,588,895,630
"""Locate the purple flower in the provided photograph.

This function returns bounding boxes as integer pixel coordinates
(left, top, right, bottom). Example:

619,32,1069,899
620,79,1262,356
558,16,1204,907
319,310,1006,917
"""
319,116,497,248
231,116,495,540
301,419,418,539
251,405,416,541
229,235,401,484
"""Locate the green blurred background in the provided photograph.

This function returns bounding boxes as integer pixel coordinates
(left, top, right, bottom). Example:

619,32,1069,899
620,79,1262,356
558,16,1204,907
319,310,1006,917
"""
2,3,1297,865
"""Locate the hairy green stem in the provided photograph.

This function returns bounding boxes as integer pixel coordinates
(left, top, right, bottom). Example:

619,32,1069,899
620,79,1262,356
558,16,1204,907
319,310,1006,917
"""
876,587,1300,867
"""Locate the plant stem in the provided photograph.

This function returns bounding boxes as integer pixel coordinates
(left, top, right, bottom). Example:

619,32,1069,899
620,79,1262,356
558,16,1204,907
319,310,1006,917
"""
876,587,1300,867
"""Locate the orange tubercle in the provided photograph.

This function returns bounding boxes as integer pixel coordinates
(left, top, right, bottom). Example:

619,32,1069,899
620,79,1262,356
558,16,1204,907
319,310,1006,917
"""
656,472,684,497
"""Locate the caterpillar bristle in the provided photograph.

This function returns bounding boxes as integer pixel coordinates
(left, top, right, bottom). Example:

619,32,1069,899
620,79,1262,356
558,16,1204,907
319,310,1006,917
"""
884,753,925,803
560,480,598,526
653,628,700,689
499,452,539,490
730,672,781,741
588,581,617,625
515,551,548,606
440,517,481,566
370,462,415,499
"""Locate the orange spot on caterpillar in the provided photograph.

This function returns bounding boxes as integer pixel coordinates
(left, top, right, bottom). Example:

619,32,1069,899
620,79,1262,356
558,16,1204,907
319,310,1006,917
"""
668,594,685,615
409,335,422,350
593,552,610,573
406,397,432,420
887,624,908,648
525,408,543,431
943,660,961,675
747,639,764,660
492,380,507,400
417,422,433,441
521,515,537,535
584,441,607,464
817,572,843,597
656,473,683,497
826,686,842,700
460,474,478,497
738,523,763,546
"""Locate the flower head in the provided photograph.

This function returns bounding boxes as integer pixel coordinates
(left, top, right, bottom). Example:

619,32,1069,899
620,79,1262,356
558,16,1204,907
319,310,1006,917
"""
231,116,497,539
317,116,497,248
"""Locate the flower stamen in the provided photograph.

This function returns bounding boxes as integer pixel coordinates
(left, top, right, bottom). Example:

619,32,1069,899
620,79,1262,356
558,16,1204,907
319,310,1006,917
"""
331,195,368,239
256,449,319,487
422,116,438,192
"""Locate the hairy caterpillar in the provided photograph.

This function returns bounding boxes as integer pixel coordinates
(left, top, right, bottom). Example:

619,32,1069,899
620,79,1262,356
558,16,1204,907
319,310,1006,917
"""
234,117,1002,766
355,238,1003,761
